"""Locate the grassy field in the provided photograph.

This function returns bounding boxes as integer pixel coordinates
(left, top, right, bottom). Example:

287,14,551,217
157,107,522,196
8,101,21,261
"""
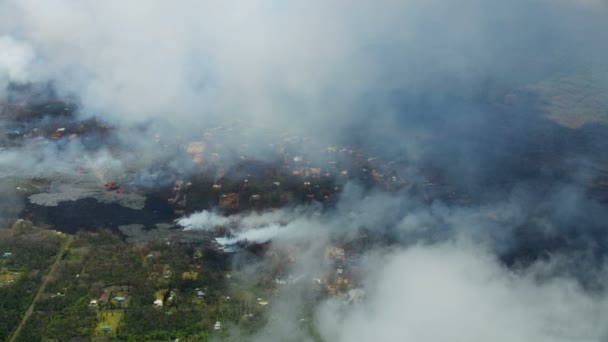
182,271,198,280
95,310,123,335
155,289,168,301
0,271,22,285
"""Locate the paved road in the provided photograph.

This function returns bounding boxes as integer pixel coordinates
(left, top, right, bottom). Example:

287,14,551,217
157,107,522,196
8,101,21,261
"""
9,234,74,342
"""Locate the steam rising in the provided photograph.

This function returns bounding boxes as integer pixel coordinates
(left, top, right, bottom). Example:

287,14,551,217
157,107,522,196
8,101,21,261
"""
176,210,229,231
215,225,282,246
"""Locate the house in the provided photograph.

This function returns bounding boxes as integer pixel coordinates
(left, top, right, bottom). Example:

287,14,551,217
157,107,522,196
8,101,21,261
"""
325,246,345,261
89,300,98,306
303,167,321,178
186,142,205,163
219,192,239,209
214,321,221,330
154,299,163,307
114,296,125,302
100,325,112,332
174,180,184,191
52,127,66,139
197,290,205,299
2,252,11,258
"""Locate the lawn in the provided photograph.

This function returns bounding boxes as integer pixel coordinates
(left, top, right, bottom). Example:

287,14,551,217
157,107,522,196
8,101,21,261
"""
155,289,168,301
95,310,123,335
182,271,198,280
0,270,22,286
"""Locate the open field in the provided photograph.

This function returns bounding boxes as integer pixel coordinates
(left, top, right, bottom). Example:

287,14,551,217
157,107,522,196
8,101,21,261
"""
95,310,123,335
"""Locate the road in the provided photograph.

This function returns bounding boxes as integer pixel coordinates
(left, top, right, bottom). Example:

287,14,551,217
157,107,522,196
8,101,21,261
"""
9,234,74,342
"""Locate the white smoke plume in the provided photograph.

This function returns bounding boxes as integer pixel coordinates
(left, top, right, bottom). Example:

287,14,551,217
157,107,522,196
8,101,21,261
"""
0,35,34,86
178,207,318,247
175,210,230,231
316,242,608,342
215,224,283,246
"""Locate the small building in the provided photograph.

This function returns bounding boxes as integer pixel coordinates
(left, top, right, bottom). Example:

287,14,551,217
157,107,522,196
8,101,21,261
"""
89,300,98,306
303,167,321,178
219,193,239,209
52,128,66,139
2,252,12,258
197,291,204,299
174,180,184,191
154,299,163,307
101,325,112,332
325,246,345,261
114,296,125,302
186,142,205,163
214,321,221,330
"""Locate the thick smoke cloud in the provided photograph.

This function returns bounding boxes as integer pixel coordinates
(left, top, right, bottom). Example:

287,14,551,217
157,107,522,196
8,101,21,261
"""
0,35,35,92
0,0,605,197
209,184,608,341
0,0,606,190
317,242,608,342
1,0,606,136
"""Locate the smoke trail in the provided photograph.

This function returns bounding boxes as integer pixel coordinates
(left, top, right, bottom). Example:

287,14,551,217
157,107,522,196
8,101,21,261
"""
175,210,229,231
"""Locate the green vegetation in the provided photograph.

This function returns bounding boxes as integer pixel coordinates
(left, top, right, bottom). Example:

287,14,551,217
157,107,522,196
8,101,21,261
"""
0,223,63,341
2,227,274,341
0,270,22,283
96,310,123,336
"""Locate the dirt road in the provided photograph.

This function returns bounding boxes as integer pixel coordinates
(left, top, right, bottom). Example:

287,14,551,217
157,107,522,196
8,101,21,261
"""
9,234,74,342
